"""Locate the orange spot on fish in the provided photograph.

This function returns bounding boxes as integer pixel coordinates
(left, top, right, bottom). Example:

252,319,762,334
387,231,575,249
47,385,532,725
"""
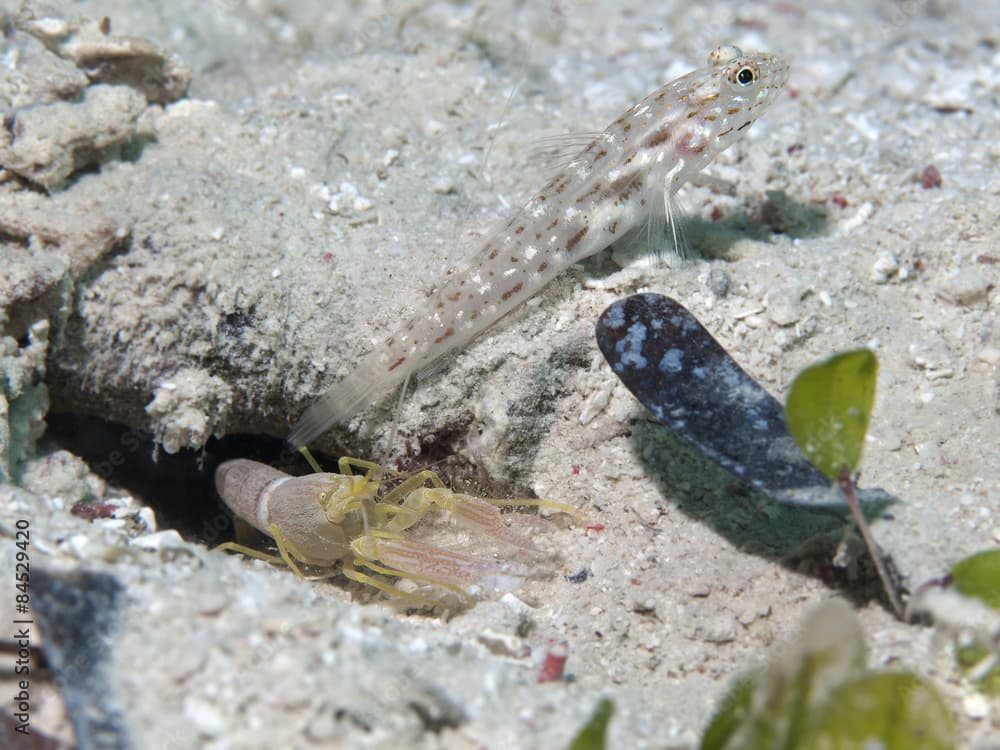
433,327,455,344
501,282,523,302
566,225,589,253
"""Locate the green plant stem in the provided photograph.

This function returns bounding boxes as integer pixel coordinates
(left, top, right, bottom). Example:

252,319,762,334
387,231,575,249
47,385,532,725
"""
838,469,905,619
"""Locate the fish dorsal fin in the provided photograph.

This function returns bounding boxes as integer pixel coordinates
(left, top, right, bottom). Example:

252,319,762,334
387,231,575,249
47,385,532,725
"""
526,131,606,171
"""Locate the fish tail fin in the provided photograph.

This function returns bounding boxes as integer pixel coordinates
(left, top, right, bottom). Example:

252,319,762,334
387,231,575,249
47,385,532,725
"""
288,367,388,448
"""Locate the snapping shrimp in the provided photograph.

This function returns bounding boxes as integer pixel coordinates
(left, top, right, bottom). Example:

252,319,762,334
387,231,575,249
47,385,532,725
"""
214,455,577,607
289,44,789,446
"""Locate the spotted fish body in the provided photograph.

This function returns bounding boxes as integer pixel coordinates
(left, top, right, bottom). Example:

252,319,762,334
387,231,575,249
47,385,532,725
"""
289,45,789,447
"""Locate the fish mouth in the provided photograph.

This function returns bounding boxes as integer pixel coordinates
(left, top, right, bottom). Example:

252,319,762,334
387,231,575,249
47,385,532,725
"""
765,56,791,90
758,56,790,105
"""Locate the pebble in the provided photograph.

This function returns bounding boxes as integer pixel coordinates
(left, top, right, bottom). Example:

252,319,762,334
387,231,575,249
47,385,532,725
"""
477,629,527,658
737,604,771,626
767,289,803,326
919,164,943,189
878,430,904,452
697,614,737,644
327,181,374,215
500,592,534,618
839,201,874,232
908,339,954,379
579,382,612,425
629,591,657,614
937,269,990,306
631,496,662,526
705,267,731,297
871,252,899,284
431,176,456,194
922,69,975,112
136,506,158,532
352,195,374,212
66,533,89,557
962,693,989,721
132,529,187,551
307,705,341,742
184,696,226,737
27,16,70,36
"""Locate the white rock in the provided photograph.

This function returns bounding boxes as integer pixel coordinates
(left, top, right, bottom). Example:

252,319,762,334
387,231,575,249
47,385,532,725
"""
579,382,612,425
500,592,534,617
937,269,990,306
767,289,803,326
962,693,989,721
132,529,187,551
871,253,899,284
136,506,158,532
978,347,1000,365
184,696,226,737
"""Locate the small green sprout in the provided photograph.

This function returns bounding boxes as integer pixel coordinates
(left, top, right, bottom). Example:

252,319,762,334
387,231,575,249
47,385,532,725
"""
951,549,1000,610
946,550,1000,694
785,350,903,617
955,644,1000,696
566,698,614,750
785,349,877,482
810,672,956,748
700,599,955,750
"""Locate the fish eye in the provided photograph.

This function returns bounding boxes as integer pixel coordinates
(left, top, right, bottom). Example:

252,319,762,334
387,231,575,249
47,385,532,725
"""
736,66,757,86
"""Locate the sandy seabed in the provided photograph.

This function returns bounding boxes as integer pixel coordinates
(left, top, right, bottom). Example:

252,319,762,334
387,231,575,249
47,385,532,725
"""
1,1,998,747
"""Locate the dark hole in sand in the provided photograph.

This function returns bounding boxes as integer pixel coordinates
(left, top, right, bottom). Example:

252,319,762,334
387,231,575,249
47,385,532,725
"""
43,413,330,546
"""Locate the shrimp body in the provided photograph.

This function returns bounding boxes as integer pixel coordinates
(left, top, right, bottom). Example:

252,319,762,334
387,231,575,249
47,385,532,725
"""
215,456,575,606
289,45,788,447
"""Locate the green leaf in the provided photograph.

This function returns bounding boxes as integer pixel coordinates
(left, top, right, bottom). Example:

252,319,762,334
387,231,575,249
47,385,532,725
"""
699,674,756,750
567,698,614,750
697,600,868,750
956,646,1000,696
698,600,957,750
950,549,1000,610
806,672,955,750
785,350,878,480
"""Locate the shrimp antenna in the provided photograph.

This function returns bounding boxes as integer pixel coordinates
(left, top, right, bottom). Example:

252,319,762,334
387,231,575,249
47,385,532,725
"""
377,371,413,482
